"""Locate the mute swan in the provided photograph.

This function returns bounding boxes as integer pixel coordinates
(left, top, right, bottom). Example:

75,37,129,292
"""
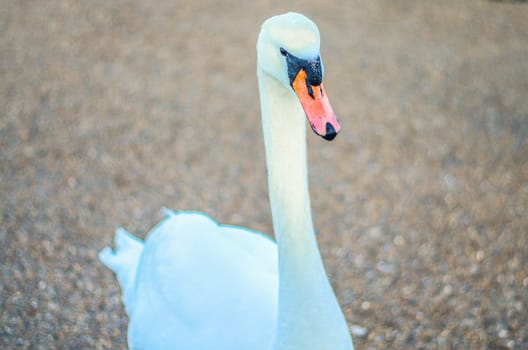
99,12,354,350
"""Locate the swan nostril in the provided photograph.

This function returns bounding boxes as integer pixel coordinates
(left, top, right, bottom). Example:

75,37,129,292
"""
322,122,337,141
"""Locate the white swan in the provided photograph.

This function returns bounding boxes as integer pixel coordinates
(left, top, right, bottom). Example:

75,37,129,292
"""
100,12,354,350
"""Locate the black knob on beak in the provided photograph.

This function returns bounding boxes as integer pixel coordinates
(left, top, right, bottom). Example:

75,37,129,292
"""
322,122,337,141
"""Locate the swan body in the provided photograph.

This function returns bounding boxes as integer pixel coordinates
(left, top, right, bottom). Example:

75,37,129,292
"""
100,211,278,349
100,12,354,350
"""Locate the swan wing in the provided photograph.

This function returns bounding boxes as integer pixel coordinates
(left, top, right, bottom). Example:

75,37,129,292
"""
102,211,278,350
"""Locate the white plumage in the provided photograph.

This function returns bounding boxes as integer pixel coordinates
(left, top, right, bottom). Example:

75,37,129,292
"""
100,211,277,349
100,12,354,350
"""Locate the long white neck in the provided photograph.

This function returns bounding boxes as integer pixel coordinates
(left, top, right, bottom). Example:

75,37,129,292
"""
258,70,354,350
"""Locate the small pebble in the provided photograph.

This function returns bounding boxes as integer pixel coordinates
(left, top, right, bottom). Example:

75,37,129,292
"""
350,325,368,337
475,250,485,261
443,284,453,295
368,226,383,238
376,261,394,274
393,235,405,246
361,301,371,311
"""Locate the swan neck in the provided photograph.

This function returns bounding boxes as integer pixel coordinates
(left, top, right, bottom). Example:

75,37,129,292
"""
258,71,313,243
258,69,353,349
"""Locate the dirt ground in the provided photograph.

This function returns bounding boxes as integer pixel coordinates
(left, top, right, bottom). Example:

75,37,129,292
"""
1,0,527,349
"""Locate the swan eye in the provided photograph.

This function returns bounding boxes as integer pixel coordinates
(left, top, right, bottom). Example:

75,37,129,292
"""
280,48,288,57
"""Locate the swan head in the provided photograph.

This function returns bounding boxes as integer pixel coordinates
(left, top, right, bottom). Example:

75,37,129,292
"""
257,12,340,141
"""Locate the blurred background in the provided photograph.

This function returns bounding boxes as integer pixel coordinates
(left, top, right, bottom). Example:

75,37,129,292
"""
1,0,527,349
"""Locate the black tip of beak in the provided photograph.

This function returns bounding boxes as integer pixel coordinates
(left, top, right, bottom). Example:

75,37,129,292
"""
322,122,338,141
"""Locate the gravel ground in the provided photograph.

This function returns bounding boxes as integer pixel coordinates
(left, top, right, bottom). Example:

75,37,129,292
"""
1,1,527,349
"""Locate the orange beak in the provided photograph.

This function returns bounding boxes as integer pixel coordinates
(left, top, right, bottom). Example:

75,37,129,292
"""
292,69,340,140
